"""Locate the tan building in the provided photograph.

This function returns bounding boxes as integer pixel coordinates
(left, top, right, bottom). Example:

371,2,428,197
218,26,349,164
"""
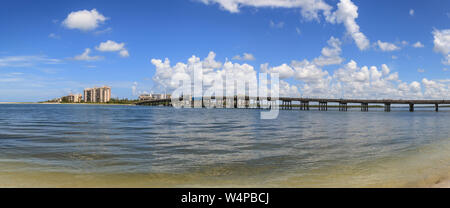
66,94,83,103
59,94,83,103
84,86,111,103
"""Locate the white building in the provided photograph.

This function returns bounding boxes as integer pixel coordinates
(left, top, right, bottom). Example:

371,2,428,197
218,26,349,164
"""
139,94,171,101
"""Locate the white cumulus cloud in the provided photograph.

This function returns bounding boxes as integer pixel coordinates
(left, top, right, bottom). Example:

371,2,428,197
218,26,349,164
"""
377,40,400,52
326,0,370,51
198,0,332,21
433,29,450,65
199,0,369,51
62,9,107,31
313,36,344,66
232,53,255,61
150,51,450,99
73,48,103,61
412,41,424,48
119,50,130,57
261,63,294,79
433,29,450,54
442,54,450,66
96,40,130,58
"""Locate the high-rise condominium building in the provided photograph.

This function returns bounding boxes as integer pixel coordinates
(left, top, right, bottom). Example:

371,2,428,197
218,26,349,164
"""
84,86,111,103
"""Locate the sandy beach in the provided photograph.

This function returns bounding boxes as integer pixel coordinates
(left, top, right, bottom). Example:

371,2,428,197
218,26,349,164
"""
431,178,450,188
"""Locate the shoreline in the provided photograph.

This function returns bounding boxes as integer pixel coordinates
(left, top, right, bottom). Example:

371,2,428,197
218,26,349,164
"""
0,102,136,106
40,102,136,106
0,170,448,188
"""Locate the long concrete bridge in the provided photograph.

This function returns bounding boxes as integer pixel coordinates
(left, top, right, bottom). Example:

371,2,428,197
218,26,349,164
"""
136,96,450,112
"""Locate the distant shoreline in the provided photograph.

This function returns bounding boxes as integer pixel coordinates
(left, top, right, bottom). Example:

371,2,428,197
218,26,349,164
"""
39,102,136,106
0,102,135,106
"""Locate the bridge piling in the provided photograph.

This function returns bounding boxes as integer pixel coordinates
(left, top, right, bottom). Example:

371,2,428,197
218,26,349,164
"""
361,103,368,112
339,102,347,111
137,97,450,113
302,101,310,111
384,103,391,112
319,102,327,111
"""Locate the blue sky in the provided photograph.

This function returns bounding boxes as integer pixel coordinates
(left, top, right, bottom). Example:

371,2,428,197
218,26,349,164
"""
0,0,449,102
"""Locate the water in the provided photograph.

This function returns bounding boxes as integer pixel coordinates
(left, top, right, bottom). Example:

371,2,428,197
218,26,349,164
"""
0,104,449,187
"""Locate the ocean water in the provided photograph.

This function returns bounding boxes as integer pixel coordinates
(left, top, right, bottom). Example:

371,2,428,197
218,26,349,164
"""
0,104,449,187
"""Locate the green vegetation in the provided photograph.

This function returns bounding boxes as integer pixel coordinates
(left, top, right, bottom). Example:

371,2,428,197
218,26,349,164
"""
40,98,139,105
106,98,139,104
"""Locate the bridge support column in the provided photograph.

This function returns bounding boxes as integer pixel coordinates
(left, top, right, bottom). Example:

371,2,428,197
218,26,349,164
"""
268,100,276,110
287,101,292,110
339,103,347,111
409,104,414,112
435,104,439,112
234,96,238,109
384,103,391,112
319,102,327,111
361,103,369,112
300,101,309,111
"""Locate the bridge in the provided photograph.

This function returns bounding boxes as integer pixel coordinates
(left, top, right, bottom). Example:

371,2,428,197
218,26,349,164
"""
136,96,450,112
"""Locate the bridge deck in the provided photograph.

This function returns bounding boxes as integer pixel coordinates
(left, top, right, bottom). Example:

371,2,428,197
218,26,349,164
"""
136,97,450,106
